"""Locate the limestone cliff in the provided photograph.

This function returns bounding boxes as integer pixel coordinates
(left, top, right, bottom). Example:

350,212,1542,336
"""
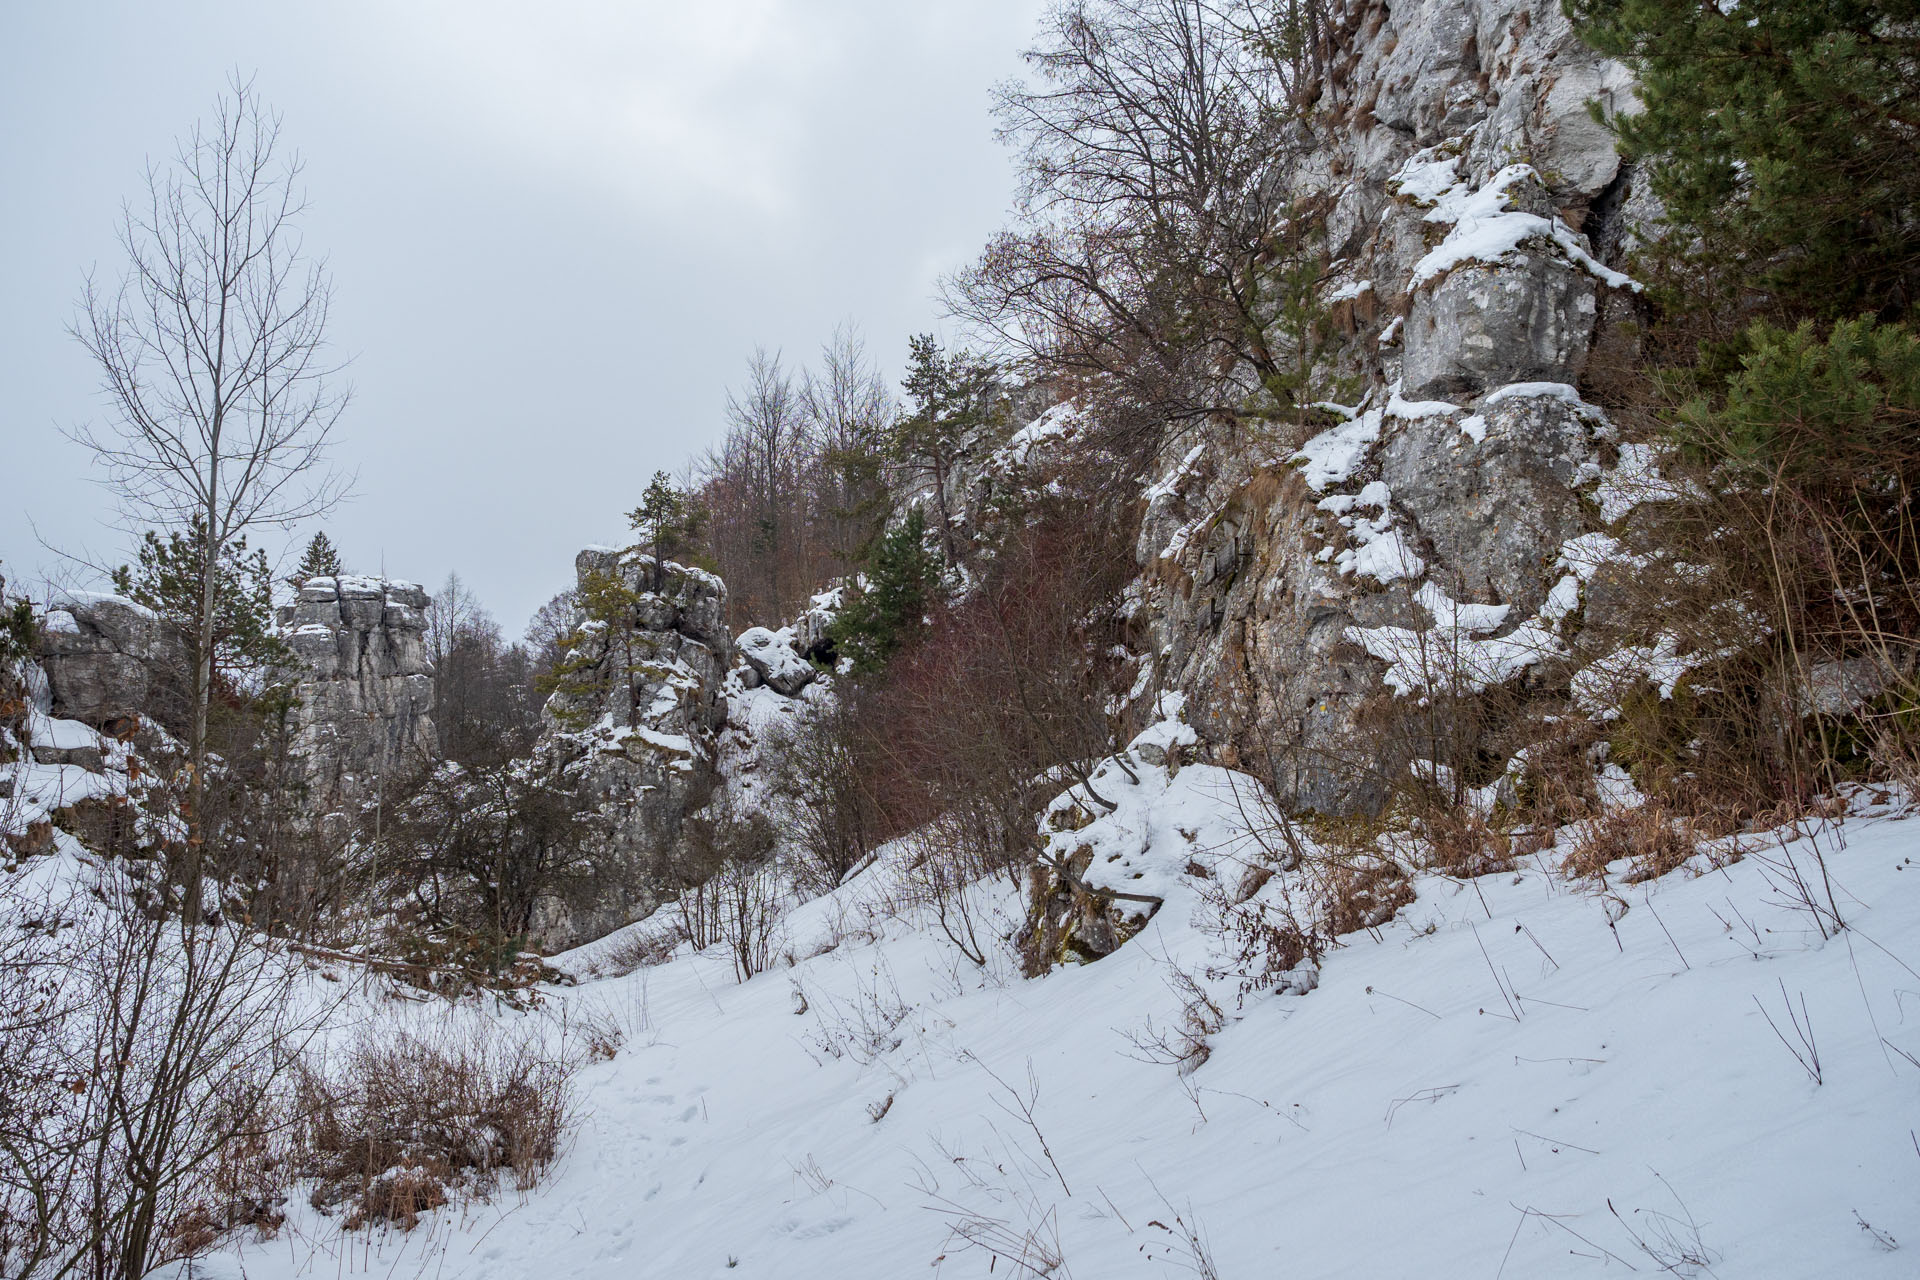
277,575,436,808
37,591,190,735
524,549,732,949
995,0,1655,813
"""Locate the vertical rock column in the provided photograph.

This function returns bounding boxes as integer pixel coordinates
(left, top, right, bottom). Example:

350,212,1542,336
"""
279,575,436,809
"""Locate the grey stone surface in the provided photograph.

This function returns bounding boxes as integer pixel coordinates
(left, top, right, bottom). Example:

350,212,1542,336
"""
524,551,733,951
1401,255,1597,401
276,575,436,808
1103,0,1649,811
36,592,190,732
1379,392,1598,613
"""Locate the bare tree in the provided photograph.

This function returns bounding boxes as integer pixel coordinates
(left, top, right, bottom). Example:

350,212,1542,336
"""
425,571,480,679
70,75,351,915
706,348,807,622
800,323,895,570
0,871,323,1280
946,0,1331,470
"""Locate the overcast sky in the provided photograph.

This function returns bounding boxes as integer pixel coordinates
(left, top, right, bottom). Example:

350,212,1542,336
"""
0,0,1046,632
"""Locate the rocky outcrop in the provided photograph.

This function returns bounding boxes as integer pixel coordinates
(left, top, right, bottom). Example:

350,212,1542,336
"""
736,625,818,696
1116,0,1652,811
36,591,189,733
525,550,732,950
277,576,435,808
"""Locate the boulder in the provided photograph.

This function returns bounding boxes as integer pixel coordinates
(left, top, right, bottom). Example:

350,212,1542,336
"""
36,592,190,733
736,626,816,697
1379,390,1600,614
1401,255,1598,402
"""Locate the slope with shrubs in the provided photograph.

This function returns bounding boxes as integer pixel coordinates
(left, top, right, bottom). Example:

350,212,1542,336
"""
185,703,1920,1280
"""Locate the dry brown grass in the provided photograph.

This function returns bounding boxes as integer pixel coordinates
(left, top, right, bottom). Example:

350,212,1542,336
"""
1413,808,1514,880
1562,799,1716,884
598,925,679,976
294,1021,581,1229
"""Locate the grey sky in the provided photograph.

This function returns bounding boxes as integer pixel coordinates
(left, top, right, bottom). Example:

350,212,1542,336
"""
1,0,1045,632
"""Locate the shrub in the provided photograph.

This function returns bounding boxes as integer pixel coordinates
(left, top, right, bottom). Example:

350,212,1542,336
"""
1562,799,1716,884
670,799,783,981
295,1021,580,1229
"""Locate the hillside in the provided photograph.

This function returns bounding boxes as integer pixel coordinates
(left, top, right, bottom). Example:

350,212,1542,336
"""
182,731,1920,1279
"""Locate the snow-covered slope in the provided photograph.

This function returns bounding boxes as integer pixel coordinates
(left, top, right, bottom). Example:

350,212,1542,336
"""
203,775,1920,1280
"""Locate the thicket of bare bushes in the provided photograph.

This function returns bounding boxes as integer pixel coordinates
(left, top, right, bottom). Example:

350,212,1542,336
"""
0,874,321,1280
699,329,897,628
370,757,591,977
294,1020,584,1230
669,798,783,980
762,486,1138,934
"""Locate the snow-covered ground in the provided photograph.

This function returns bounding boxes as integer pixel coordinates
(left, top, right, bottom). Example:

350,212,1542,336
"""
198,765,1919,1280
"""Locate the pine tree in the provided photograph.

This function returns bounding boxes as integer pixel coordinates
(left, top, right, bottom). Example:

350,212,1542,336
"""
1569,0,1920,324
829,507,942,673
893,335,1004,570
0,569,33,670
538,566,645,729
627,471,707,594
288,530,345,589
113,518,287,695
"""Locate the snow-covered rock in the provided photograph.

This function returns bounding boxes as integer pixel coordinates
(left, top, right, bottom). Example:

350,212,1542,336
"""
35,590,188,732
737,625,817,697
521,548,733,950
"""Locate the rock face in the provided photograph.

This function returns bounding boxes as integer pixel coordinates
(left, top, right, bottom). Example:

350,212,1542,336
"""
1116,0,1651,811
277,576,436,808
36,591,190,733
525,550,732,950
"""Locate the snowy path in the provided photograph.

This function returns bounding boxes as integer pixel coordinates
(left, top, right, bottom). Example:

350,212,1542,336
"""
216,798,1920,1280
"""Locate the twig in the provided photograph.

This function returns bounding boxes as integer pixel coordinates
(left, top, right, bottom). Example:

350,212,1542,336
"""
1364,984,1441,1019
1754,978,1823,1085
1642,894,1689,970
1384,1084,1459,1129
1517,923,1559,972
1472,924,1522,1021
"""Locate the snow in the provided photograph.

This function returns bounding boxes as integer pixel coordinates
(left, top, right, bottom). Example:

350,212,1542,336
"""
1346,583,1577,698
41,608,80,635
1319,481,1426,584
1573,635,1697,714
1483,380,1608,419
197,766,1920,1280
1387,143,1468,207
50,587,156,619
999,401,1085,468
27,711,100,752
1325,279,1373,303
1142,443,1207,504
1595,442,1695,524
1386,389,1462,420
1292,405,1384,492
1559,531,1626,579
1121,691,1198,765
1409,165,1639,292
